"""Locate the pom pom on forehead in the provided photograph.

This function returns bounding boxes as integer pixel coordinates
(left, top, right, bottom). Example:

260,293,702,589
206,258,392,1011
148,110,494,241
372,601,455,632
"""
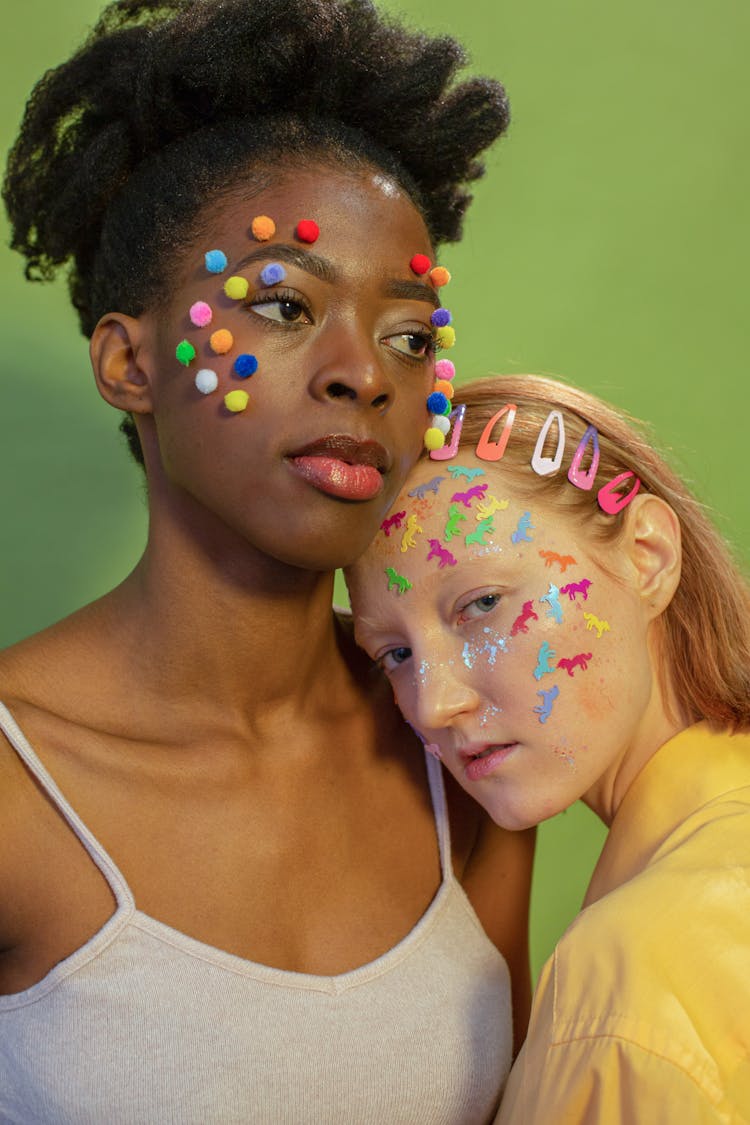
251,215,276,241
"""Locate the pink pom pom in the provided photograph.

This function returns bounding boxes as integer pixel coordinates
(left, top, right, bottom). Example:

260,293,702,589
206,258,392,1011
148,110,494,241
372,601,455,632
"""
435,359,456,381
189,301,213,328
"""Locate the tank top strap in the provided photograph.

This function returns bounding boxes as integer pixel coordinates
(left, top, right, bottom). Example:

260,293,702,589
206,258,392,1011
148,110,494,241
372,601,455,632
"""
0,702,133,910
424,750,453,882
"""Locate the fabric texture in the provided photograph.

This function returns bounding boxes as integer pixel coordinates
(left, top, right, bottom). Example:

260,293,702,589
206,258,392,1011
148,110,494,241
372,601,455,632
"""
497,724,750,1125
0,702,512,1125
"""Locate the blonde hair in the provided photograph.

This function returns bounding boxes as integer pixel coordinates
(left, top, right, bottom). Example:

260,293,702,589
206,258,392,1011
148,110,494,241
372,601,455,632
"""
450,374,750,731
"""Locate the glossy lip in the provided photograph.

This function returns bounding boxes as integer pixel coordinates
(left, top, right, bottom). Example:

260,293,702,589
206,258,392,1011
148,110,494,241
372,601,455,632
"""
460,742,519,783
286,434,390,474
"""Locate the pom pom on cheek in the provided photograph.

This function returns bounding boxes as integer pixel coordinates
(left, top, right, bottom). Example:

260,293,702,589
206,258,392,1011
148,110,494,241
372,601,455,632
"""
189,301,213,328
224,389,250,413
210,329,234,354
175,339,196,366
234,354,259,378
259,263,286,286
195,368,219,394
205,250,228,274
296,219,319,243
251,215,276,241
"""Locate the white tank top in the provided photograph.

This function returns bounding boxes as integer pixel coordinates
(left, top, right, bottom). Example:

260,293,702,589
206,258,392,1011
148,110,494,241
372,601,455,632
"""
0,702,512,1124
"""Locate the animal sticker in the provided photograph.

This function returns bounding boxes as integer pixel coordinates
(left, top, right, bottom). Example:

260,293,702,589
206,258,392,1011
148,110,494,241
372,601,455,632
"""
534,684,559,724
444,504,467,542
511,512,534,544
380,510,406,537
538,550,577,573
447,466,486,482
539,583,563,624
465,517,495,547
510,600,539,636
451,483,489,509
474,495,509,522
408,475,445,501
556,652,593,676
399,513,423,553
533,641,557,681
583,612,611,639
560,578,592,602
385,567,412,594
427,539,457,568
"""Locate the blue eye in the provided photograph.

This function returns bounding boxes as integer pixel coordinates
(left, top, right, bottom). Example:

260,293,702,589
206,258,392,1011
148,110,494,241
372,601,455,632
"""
458,593,502,623
380,646,412,672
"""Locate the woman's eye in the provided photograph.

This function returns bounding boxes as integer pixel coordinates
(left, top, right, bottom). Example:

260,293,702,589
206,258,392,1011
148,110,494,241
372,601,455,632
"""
249,296,312,324
380,646,412,672
384,332,434,359
457,594,501,624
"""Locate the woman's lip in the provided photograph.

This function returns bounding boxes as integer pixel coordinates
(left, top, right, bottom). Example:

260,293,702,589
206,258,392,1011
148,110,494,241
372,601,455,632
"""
288,455,384,500
463,743,519,782
288,434,389,472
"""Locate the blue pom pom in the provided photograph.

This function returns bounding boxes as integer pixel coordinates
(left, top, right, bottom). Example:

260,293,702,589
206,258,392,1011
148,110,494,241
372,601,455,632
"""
259,262,286,286
234,354,259,378
430,308,452,328
427,391,449,414
205,249,228,274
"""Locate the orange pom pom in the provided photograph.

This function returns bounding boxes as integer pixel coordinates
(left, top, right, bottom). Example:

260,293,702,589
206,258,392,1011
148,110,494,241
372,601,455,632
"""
433,378,455,399
210,329,234,354
430,266,451,287
251,215,276,241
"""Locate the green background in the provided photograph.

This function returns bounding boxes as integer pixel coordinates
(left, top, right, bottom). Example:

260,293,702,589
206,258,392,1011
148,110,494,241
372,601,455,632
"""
2,1,748,980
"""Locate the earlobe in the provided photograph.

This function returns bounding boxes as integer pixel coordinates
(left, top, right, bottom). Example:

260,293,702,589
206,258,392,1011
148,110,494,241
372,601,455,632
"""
90,314,154,414
624,494,682,617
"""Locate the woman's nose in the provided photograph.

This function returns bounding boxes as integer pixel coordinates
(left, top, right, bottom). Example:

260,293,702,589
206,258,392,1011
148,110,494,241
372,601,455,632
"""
411,661,482,734
308,325,395,412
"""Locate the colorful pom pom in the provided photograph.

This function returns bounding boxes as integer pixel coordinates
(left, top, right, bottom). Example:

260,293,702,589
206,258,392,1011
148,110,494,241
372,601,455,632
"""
432,414,451,436
189,301,213,328
195,369,219,395
224,276,249,300
436,325,456,349
435,359,456,381
430,308,452,328
210,329,234,354
251,215,276,241
424,427,446,451
427,391,449,414
234,354,258,378
259,263,286,286
430,266,451,287
433,378,455,399
296,219,320,243
224,390,250,413
205,250,228,274
175,339,196,366
410,254,431,275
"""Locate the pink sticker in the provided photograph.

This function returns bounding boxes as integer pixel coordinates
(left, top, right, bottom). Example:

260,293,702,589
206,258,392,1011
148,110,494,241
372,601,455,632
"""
567,424,600,491
475,404,517,462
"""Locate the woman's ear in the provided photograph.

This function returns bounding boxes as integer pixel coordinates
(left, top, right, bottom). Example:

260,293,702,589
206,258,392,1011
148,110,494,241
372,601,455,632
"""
623,494,682,618
90,313,154,414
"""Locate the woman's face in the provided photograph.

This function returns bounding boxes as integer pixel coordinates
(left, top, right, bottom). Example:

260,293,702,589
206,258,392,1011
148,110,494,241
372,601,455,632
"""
346,451,658,829
140,165,439,570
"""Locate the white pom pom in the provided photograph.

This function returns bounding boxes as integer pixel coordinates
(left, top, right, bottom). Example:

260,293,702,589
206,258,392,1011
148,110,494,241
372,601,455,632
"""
432,414,451,435
195,368,219,395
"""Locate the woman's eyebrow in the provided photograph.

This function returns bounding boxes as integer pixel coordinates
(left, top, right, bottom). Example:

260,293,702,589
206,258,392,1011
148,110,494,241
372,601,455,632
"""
232,244,338,283
384,278,440,308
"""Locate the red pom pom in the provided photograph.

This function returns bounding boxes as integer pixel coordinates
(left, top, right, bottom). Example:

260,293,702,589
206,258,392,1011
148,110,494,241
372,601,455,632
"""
410,253,431,275
296,219,320,243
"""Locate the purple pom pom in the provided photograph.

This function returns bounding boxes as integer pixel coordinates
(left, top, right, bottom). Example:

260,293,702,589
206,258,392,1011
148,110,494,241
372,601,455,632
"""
259,263,286,286
430,308,452,328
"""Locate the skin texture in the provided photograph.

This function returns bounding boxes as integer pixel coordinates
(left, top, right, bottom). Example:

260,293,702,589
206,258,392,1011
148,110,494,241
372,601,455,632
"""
347,449,684,832
0,168,534,1052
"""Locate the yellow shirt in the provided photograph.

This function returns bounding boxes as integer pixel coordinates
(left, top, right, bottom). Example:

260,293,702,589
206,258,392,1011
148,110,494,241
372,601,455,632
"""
497,725,750,1124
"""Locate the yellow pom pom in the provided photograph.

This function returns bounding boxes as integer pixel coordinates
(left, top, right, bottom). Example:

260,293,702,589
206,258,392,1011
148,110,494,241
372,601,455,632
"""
436,325,456,349
210,329,234,354
224,276,249,300
433,378,455,399
423,426,446,451
430,266,451,287
251,215,276,241
224,390,250,413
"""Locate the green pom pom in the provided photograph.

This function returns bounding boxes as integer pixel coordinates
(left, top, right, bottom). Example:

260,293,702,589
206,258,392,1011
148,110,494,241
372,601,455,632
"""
176,339,196,366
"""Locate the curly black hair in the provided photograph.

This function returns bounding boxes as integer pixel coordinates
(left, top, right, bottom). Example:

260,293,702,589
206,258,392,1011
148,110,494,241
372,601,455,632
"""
4,0,509,461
